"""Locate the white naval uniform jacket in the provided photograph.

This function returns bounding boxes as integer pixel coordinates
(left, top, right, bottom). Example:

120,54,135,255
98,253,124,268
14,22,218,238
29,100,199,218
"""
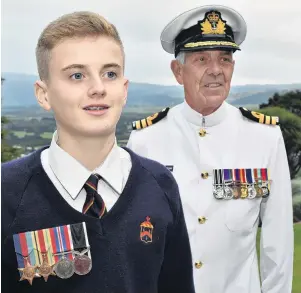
127,101,294,293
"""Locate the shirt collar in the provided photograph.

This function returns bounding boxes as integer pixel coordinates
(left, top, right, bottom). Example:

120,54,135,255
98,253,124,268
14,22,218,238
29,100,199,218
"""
48,131,123,199
182,99,229,127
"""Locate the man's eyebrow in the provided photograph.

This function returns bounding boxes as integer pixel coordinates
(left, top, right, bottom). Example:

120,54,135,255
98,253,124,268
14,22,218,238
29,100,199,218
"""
61,63,122,72
102,63,122,70
220,51,233,56
61,64,86,72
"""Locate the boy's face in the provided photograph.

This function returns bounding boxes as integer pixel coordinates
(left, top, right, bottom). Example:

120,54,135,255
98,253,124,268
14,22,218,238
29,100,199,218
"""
35,36,128,138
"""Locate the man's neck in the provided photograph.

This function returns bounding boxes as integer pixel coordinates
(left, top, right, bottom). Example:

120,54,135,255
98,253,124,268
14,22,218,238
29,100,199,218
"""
187,100,221,116
56,129,115,171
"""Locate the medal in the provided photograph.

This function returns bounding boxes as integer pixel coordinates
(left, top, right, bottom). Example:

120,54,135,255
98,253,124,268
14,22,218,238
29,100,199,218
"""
261,169,270,198
223,169,233,199
254,168,263,197
51,225,75,279
246,169,257,199
35,228,56,281
18,258,40,285
54,256,75,279
13,231,41,285
240,169,248,198
232,169,241,199
39,255,56,281
71,223,92,276
213,169,224,199
73,251,92,275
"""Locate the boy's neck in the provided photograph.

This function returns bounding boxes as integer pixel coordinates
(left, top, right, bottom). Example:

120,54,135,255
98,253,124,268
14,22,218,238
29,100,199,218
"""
56,129,115,171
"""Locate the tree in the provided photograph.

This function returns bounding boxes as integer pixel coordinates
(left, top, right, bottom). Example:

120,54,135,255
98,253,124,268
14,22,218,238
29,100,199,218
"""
1,77,21,162
259,90,301,117
259,106,301,179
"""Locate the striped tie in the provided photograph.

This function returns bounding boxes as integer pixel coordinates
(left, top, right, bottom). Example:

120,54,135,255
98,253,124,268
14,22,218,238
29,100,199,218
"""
82,174,107,218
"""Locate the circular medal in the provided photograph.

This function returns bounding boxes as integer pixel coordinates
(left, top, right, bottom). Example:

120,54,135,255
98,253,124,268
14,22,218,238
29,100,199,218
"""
213,186,224,199
74,255,92,275
224,185,233,199
248,186,257,199
54,257,75,279
261,186,270,198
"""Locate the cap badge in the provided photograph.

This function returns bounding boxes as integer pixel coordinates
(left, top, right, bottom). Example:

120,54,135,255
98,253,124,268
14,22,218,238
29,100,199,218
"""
200,11,226,35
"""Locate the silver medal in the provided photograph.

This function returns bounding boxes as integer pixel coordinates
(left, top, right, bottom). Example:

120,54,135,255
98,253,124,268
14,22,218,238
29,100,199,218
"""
214,185,224,199
213,169,224,199
248,185,257,199
54,257,75,279
224,185,233,199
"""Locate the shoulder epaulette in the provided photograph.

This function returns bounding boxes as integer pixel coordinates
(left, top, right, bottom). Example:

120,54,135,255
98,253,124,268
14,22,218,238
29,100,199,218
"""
132,107,170,130
239,107,279,125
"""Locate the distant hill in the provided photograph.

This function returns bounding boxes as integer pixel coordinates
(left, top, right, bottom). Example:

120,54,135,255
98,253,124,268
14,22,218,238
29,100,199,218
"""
1,72,300,109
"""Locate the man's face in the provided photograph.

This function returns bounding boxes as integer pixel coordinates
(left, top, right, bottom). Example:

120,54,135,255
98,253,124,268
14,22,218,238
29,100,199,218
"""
35,36,128,138
172,50,235,115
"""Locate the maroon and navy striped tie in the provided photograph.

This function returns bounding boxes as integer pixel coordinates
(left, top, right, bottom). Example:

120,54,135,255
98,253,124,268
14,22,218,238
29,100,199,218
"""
82,174,107,218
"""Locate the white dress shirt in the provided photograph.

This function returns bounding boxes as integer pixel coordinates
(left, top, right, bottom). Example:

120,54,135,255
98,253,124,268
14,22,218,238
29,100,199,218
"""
41,131,132,212
127,101,294,293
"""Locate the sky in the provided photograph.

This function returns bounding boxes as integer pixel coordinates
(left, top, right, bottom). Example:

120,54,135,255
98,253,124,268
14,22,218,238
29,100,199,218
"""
1,0,301,86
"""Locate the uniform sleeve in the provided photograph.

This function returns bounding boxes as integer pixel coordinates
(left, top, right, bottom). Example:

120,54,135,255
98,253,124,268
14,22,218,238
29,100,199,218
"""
259,128,294,293
157,176,195,293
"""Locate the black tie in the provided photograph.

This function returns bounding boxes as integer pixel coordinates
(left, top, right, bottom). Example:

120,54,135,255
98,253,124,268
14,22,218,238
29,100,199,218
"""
82,174,107,218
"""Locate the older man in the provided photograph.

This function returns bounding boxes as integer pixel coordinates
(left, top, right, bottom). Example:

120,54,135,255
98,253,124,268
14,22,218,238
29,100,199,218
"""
127,5,293,293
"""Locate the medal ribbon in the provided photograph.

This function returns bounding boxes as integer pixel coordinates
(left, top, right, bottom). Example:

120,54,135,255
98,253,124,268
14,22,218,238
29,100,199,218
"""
71,223,89,256
223,169,231,183
257,168,262,183
13,231,40,275
253,168,258,184
235,168,241,185
214,169,218,185
35,228,54,265
261,168,267,183
218,169,223,185
240,169,246,185
246,169,253,184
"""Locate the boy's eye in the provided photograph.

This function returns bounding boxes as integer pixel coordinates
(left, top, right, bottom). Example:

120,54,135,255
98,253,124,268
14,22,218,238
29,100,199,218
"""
105,71,117,79
71,73,83,80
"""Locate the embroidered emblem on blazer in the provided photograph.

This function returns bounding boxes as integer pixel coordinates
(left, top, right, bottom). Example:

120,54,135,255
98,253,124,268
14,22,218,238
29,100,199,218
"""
140,217,154,244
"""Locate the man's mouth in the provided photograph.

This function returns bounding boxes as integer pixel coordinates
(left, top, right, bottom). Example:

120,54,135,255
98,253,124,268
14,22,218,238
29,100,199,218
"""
204,83,222,88
83,105,109,111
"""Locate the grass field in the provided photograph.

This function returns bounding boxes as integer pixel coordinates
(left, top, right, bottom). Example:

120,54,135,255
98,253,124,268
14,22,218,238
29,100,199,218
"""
293,177,301,204
40,132,53,139
13,131,34,138
257,224,301,292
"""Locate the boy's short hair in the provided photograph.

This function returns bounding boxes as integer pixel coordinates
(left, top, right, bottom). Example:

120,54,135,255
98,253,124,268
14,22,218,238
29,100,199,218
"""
36,11,124,80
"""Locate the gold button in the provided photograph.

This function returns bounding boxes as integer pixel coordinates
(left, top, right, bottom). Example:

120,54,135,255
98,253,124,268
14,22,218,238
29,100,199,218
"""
201,172,209,179
198,217,207,224
195,261,203,269
199,129,207,137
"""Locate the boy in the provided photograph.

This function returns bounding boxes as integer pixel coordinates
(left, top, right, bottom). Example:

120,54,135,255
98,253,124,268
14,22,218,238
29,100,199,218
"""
1,11,195,293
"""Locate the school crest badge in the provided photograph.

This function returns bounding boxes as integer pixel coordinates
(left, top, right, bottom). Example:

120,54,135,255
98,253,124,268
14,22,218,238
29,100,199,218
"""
140,217,154,244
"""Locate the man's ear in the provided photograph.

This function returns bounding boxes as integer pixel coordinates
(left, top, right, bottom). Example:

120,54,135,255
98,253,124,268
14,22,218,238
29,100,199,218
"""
34,80,51,111
122,78,129,107
170,60,184,85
